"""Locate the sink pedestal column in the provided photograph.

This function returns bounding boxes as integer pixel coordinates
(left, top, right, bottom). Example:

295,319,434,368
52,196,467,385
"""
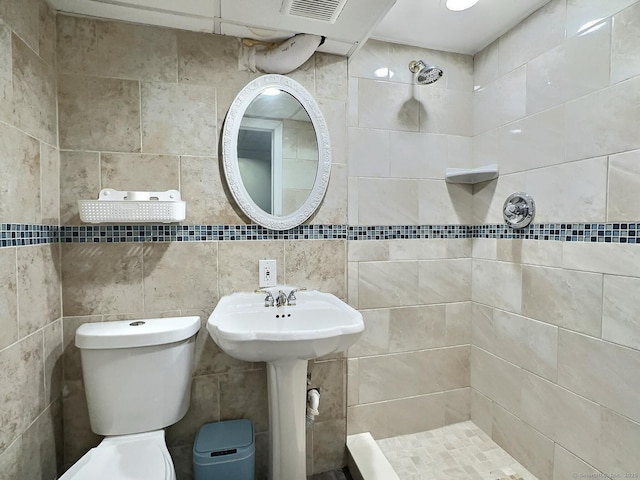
266,358,308,480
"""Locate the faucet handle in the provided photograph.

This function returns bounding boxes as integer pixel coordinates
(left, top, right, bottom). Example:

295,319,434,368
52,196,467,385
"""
255,288,275,307
286,287,307,306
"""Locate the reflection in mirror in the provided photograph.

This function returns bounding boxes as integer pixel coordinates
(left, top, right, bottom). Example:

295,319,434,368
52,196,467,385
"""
237,90,318,216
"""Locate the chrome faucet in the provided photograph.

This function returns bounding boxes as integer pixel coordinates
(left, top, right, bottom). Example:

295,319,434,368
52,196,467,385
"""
255,288,275,307
286,287,307,306
276,290,287,307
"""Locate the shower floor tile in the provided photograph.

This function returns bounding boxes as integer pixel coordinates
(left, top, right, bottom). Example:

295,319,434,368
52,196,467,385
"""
376,421,538,480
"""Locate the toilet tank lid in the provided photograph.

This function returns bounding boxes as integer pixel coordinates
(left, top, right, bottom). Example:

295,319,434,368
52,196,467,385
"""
76,316,200,349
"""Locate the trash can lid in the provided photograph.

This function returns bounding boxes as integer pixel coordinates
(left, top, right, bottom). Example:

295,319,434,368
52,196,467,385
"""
195,419,254,454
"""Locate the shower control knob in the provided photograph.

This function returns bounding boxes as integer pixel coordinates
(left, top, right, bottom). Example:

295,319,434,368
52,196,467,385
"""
503,192,535,229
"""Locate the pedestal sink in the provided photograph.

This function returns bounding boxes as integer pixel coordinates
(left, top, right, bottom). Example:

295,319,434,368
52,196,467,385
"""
207,289,364,480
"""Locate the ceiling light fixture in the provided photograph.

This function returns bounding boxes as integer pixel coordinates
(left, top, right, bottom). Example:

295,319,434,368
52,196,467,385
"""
446,0,480,11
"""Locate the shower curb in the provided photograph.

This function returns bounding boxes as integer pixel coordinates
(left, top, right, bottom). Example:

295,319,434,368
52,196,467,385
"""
346,432,399,480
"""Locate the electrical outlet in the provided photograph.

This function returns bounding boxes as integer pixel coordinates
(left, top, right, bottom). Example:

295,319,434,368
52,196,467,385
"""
259,259,277,288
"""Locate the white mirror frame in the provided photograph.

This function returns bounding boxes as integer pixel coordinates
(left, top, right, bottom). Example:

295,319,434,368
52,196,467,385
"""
222,74,331,230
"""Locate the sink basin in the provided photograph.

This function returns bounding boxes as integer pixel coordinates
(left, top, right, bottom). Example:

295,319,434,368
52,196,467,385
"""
207,288,363,480
207,289,364,362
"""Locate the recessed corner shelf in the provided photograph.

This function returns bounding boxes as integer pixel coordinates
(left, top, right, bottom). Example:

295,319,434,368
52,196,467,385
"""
78,189,186,224
445,164,499,184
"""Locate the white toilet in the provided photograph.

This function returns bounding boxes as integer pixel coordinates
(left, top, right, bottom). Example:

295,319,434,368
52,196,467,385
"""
61,316,201,480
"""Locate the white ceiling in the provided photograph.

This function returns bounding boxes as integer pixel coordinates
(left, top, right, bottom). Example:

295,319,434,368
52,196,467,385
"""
50,0,553,56
373,0,553,55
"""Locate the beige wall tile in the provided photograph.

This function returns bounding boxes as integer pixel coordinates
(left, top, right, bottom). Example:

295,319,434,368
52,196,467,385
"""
566,76,640,161
445,387,471,424
59,151,100,225
470,347,522,416
58,74,141,152
471,259,522,313
38,2,56,69
348,308,389,357
40,143,59,224
347,240,389,262
473,66,526,135
558,330,640,424
0,248,18,351
347,393,446,439
97,21,177,82
43,318,63,403
348,127,389,177
599,408,640,476
12,34,56,145
62,380,101,465
526,20,611,114
357,79,419,132
347,358,359,407
0,22,12,124
312,419,346,473
141,81,216,156
563,241,640,277
498,0,566,76
525,158,607,223
17,244,61,337
603,275,640,350
493,310,558,381
496,239,563,268
608,149,640,221
180,156,245,224
611,1,640,84
553,445,602,480
388,305,447,352
445,302,471,346
357,178,419,225
358,347,468,403
142,242,218,312
56,15,97,75
315,53,348,102
358,261,419,309
566,0,638,38
521,371,601,466
418,88,473,136
0,332,45,457
470,388,493,437
217,241,284,296
471,303,494,354
473,39,499,90
0,0,40,53
101,153,179,192
0,115,41,224
522,265,603,336
219,368,269,433
20,401,63,480
419,258,471,304
491,403,554,480
284,240,346,297
312,162,348,225
310,359,346,422
178,31,252,90
418,181,473,225
61,243,144,316
348,39,389,81
166,374,219,447
62,316,102,382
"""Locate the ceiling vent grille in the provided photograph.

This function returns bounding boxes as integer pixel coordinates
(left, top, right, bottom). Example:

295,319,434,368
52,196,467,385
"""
281,0,349,23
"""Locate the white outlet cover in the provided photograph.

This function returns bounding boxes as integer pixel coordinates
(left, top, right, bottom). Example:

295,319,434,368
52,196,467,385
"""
259,259,277,288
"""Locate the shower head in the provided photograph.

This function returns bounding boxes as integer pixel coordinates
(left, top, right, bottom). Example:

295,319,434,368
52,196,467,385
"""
408,60,444,85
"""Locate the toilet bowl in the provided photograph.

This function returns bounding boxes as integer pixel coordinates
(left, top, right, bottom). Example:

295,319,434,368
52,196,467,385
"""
61,431,175,480
60,316,200,480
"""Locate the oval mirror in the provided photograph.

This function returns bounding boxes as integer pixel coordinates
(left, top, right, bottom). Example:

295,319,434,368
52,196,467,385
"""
222,75,331,230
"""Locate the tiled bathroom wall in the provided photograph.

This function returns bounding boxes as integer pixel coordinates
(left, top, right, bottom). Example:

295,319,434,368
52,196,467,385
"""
55,14,349,478
0,0,63,478
345,40,475,438
471,1,640,478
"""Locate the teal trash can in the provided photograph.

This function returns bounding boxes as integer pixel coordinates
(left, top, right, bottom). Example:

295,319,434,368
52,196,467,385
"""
193,419,255,480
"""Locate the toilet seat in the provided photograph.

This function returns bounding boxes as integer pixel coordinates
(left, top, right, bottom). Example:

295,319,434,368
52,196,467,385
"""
60,430,175,480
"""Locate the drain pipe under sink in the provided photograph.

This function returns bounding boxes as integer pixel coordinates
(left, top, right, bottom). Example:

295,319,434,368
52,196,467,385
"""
306,387,321,427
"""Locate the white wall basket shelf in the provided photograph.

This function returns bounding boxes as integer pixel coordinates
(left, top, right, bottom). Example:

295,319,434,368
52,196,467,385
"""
445,164,499,184
78,189,186,224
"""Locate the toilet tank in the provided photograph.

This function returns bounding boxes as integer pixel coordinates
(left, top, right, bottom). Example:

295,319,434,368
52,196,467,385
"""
76,316,200,436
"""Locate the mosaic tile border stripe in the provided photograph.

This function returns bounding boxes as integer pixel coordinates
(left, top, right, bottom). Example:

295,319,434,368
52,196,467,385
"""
0,224,59,247
3,222,640,247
